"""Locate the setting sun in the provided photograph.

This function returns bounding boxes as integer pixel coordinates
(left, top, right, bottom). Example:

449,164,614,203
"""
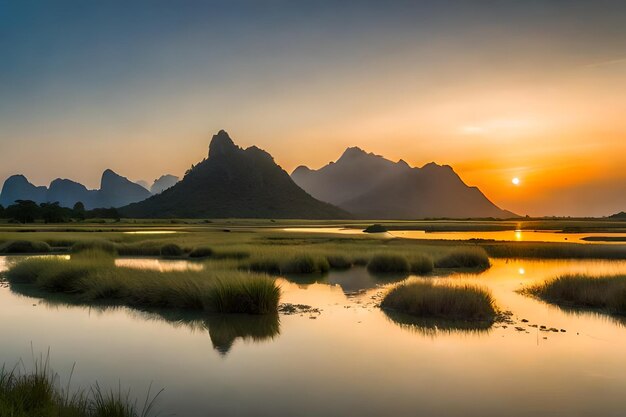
512,177,521,186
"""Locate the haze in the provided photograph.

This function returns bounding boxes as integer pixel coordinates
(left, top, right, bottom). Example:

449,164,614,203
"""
1,0,624,217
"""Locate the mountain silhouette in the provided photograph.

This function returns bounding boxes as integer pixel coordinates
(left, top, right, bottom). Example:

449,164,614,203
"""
150,174,179,194
292,148,516,219
0,170,151,209
97,169,152,208
0,175,48,206
609,211,626,219
121,130,349,219
47,178,97,208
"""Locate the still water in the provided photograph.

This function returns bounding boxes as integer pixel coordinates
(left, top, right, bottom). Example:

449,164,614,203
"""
2,256,626,417
282,227,626,244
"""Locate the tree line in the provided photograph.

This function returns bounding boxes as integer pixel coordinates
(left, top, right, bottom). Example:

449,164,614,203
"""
0,200,121,223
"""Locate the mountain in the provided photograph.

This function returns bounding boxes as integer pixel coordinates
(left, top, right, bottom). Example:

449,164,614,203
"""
150,174,179,194
0,175,47,206
47,178,97,208
0,170,151,209
292,148,516,219
97,169,152,208
609,211,626,219
121,130,349,219
292,147,411,206
135,180,151,191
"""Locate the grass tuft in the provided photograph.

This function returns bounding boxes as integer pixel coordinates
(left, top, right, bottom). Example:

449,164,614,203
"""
5,255,280,315
367,254,410,274
189,246,214,258
435,247,490,269
0,357,160,417
0,240,51,254
409,254,434,275
381,280,497,322
326,255,352,270
523,274,626,315
160,243,184,257
72,240,118,255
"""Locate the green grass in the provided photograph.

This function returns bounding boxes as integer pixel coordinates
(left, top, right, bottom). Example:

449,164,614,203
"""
523,274,626,315
248,253,330,275
189,246,214,258
381,280,497,322
435,247,490,269
482,242,626,260
0,240,51,254
409,254,434,275
366,254,410,274
5,252,280,314
159,243,184,257
0,357,160,417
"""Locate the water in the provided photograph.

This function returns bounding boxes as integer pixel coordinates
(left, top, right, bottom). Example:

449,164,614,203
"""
282,227,626,244
2,256,626,416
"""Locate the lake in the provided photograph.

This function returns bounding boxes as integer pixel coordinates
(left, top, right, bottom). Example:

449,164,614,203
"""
2,256,626,416
282,227,626,244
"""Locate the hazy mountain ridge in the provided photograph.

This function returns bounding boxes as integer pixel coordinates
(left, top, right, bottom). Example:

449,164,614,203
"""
150,174,179,194
292,148,516,219
0,170,152,209
121,130,350,219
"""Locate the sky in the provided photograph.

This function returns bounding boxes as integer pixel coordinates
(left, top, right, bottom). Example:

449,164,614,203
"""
0,0,625,217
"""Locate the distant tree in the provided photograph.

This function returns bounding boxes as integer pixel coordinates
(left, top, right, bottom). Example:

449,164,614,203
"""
0,204,5,219
6,200,40,223
40,202,67,223
73,201,86,220
86,207,121,221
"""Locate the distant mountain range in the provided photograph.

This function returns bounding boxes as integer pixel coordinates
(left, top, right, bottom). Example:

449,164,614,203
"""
0,170,153,209
121,130,349,219
292,147,516,219
1,131,516,219
609,211,626,219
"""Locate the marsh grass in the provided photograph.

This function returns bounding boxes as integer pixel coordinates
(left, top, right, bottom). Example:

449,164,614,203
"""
381,280,497,322
0,356,160,417
483,242,626,260
5,254,280,314
189,246,214,258
366,254,410,274
409,254,434,275
0,240,51,254
523,274,626,315
72,240,117,255
159,243,184,257
435,247,490,269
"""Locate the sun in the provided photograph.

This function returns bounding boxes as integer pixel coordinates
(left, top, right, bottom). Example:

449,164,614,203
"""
512,177,520,186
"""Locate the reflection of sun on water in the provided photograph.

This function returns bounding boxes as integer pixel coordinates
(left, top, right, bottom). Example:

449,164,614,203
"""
518,268,525,275
514,230,522,240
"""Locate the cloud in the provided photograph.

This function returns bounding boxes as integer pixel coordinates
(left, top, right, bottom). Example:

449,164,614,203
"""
585,57,626,68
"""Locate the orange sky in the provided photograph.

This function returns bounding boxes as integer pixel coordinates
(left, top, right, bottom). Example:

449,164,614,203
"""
1,1,625,217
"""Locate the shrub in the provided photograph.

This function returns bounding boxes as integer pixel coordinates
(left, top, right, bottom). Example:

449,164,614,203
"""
367,254,410,274
189,246,214,258
160,243,184,257
435,248,490,269
381,281,497,321
0,240,51,254
363,224,388,233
